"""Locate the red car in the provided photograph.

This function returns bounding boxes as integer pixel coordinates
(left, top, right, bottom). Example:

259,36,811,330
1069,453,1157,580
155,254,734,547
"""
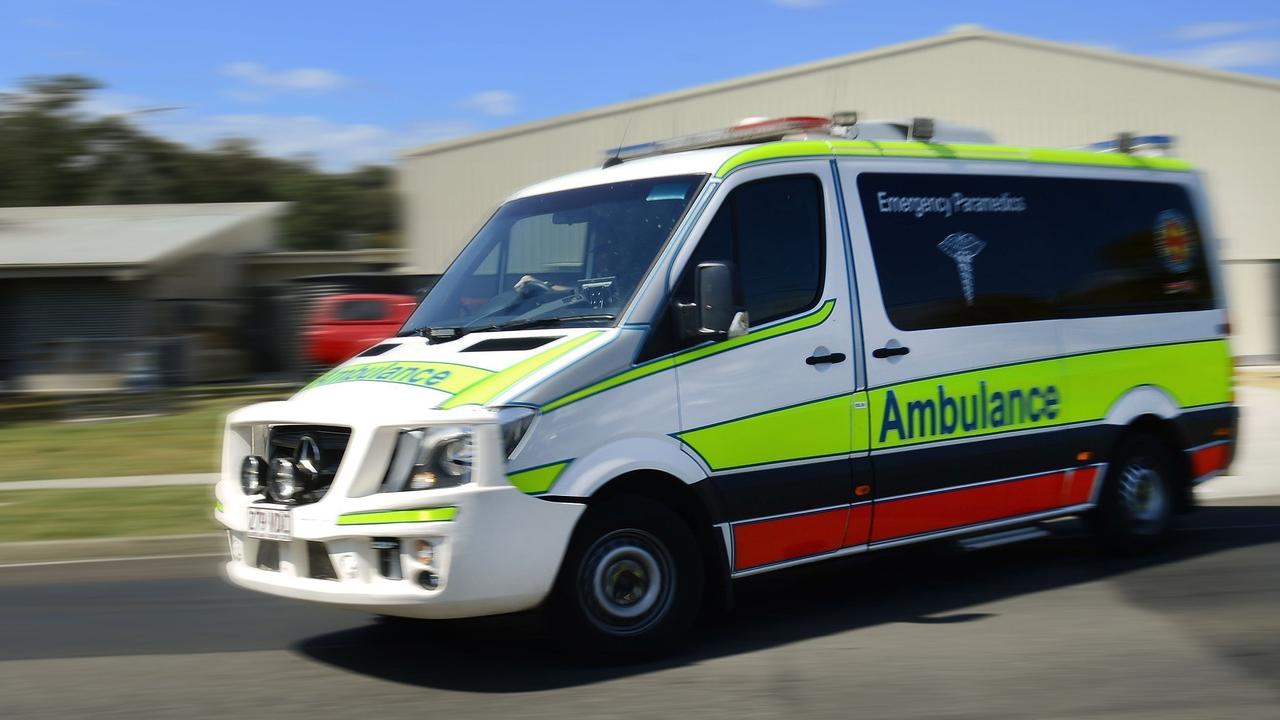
303,294,417,366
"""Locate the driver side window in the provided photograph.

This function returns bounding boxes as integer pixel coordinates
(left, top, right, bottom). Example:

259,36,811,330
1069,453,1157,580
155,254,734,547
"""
683,174,824,319
644,174,826,358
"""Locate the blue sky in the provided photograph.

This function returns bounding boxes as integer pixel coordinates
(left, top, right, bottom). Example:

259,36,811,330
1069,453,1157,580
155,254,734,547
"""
2,0,1276,169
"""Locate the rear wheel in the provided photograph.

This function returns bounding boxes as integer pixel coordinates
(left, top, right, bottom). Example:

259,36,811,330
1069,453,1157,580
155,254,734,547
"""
1094,434,1177,551
548,496,704,662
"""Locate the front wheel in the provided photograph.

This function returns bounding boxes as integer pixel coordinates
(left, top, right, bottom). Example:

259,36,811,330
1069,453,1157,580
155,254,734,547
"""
1093,434,1177,552
547,496,704,662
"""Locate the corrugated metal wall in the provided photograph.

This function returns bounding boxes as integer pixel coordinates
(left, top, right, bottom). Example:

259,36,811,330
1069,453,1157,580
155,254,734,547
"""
400,30,1280,359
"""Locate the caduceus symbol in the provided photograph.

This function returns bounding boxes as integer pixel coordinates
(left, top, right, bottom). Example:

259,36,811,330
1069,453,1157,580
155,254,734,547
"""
937,232,986,306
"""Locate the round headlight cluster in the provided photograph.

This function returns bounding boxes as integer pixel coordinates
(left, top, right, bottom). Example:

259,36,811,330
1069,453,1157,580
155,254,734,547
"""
270,457,300,501
242,450,320,502
241,456,266,495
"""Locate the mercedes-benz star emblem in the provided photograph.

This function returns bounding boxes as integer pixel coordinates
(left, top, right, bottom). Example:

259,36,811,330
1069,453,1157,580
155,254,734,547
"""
295,435,321,477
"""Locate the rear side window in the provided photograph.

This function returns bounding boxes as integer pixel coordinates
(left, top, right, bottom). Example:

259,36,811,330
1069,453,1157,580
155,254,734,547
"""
857,173,1214,330
857,173,1054,330
1049,180,1214,316
684,174,825,325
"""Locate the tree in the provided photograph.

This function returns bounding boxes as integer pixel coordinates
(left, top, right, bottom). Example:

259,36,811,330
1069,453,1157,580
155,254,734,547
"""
0,75,398,249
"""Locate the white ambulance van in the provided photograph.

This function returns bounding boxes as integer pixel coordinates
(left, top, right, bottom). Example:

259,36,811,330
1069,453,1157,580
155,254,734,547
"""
216,116,1237,659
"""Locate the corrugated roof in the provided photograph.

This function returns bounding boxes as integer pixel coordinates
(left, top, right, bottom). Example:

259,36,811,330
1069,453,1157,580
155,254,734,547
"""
0,202,286,268
401,27,1280,159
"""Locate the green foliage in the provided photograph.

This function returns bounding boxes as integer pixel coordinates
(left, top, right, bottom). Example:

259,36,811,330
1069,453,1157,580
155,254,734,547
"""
0,75,398,249
0,486,218,541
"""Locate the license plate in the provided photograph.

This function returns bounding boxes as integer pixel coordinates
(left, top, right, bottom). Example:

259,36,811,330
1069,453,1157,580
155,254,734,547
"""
247,506,292,540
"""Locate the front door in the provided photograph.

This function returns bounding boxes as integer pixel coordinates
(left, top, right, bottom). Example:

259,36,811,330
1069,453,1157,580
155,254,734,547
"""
669,161,871,573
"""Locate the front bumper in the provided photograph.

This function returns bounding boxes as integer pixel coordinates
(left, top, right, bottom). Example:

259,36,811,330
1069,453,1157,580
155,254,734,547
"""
215,398,585,619
219,484,583,618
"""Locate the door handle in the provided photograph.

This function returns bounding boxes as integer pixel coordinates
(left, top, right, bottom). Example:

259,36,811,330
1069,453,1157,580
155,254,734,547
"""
806,352,846,366
872,345,910,359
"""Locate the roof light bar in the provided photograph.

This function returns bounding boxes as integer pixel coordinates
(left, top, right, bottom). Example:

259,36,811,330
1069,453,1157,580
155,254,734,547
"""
1084,134,1176,156
605,116,830,164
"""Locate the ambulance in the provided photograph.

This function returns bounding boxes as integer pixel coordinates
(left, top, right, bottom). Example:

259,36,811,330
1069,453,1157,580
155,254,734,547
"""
215,116,1237,659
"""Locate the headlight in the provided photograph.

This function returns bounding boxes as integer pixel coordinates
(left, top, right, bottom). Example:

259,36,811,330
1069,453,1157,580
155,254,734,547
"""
494,406,538,458
382,426,474,492
270,457,301,501
241,455,266,495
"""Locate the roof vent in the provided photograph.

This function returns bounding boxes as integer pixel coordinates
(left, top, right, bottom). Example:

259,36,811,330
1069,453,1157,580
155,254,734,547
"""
356,343,397,358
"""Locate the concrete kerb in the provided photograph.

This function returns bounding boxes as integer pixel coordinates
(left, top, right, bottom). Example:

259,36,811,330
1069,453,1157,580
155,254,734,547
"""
0,533,226,565
0,473,219,491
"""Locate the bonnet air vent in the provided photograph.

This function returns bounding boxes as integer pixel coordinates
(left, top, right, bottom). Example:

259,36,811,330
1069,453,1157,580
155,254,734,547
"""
462,336,561,352
356,343,397,358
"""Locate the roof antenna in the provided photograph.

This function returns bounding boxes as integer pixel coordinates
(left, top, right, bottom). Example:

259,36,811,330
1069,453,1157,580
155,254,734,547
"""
603,115,634,168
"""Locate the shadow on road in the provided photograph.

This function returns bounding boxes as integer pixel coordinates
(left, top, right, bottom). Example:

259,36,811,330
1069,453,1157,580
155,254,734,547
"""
295,501,1280,692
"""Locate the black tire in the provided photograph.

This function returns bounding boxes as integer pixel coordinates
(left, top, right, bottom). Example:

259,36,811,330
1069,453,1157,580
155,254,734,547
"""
547,496,704,662
1093,434,1178,552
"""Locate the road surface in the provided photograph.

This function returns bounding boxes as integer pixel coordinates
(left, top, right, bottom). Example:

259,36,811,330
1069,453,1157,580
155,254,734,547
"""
2,495,1278,719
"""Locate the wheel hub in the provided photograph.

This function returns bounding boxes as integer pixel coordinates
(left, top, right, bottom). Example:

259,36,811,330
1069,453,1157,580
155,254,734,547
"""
1119,462,1166,526
581,529,674,634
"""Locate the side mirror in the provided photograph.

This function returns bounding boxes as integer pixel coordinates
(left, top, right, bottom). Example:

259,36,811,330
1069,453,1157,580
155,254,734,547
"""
678,262,741,341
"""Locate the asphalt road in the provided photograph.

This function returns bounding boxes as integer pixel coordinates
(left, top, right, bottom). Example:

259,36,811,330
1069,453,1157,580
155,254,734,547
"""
2,496,1279,720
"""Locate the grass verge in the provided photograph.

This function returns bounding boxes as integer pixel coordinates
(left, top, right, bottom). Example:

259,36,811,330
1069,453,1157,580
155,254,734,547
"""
0,486,219,542
0,393,285,482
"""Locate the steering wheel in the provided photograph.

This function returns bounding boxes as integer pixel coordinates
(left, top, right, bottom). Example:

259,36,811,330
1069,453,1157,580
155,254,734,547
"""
516,277,554,297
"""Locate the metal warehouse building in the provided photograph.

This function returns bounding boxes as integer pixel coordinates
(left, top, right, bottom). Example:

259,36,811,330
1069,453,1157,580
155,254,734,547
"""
400,27,1280,362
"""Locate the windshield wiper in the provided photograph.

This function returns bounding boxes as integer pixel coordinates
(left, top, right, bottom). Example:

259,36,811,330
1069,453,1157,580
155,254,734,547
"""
468,314,616,333
405,314,615,342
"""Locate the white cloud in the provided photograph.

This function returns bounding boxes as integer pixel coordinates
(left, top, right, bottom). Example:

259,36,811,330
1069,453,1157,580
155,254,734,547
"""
143,113,475,170
1172,39,1280,69
1172,20,1270,40
221,61,348,96
68,87,474,170
770,0,829,7
455,90,518,117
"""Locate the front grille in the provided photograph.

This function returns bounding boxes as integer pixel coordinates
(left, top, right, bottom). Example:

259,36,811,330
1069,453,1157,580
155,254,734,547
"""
267,425,351,504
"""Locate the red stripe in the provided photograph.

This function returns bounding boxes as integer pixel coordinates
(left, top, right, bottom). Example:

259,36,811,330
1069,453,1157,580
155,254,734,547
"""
1191,444,1229,478
733,508,848,570
731,465,1103,570
871,471,1075,543
1062,466,1099,505
842,504,872,547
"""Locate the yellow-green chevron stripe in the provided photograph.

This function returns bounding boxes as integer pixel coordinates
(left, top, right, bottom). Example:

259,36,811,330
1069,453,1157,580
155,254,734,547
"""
507,461,570,494
305,360,493,394
870,339,1230,449
672,339,1230,469
543,299,836,412
716,140,1193,178
337,506,458,525
677,392,870,472
441,332,603,409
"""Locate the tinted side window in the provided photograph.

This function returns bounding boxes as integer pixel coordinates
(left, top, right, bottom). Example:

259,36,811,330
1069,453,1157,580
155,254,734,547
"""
857,173,1215,331
684,175,825,325
1049,180,1213,316
858,173,1054,330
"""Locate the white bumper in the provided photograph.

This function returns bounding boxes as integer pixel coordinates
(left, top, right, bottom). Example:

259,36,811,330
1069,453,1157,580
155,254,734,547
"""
215,398,585,619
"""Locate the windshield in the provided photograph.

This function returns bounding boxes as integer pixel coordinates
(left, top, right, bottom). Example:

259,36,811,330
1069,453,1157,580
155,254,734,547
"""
401,175,704,337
